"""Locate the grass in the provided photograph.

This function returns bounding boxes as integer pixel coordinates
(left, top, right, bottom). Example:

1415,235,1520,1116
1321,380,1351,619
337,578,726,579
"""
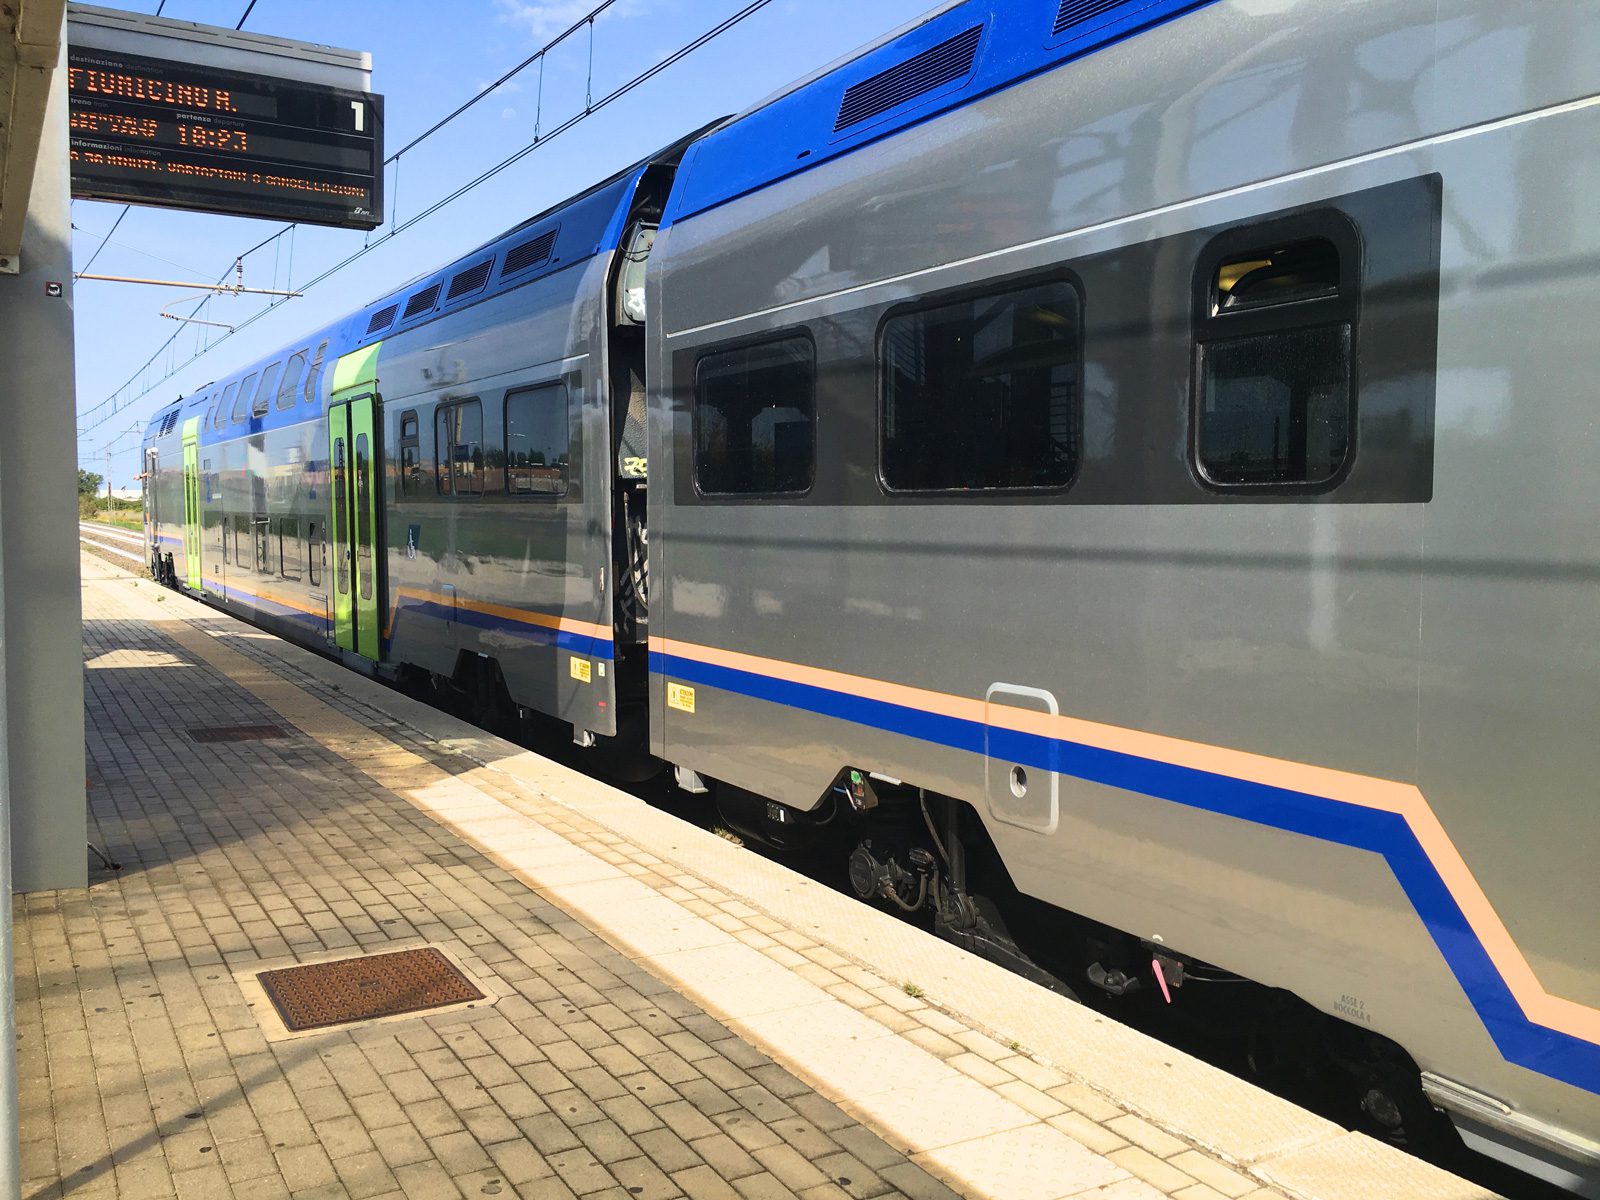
902,982,924,999
84,510,142,531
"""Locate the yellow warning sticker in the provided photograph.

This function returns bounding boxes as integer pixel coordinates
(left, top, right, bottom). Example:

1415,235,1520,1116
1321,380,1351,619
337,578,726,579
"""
570,657,592,683
667,682,696,713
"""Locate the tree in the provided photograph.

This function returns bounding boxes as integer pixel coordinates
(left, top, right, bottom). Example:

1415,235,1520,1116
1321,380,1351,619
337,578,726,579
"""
78,469,103,497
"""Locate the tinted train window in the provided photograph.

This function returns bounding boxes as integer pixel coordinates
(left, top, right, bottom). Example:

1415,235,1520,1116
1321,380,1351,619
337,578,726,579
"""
277,351,307,411
694,337,814,496
332,439,349,595
303,339,330,406
356,433,373,600
307,520,321,587
252,362,282,418
398,411,421,495
1194,225,1357,489
881,280,1080,493
215,383,237,431
280,518,301,580
505,384,570,497
436,400,484,497
231,373,258,424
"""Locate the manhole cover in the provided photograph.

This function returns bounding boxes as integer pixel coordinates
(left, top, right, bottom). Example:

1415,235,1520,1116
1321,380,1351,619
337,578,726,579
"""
187,725,288,743
257,948,483,1032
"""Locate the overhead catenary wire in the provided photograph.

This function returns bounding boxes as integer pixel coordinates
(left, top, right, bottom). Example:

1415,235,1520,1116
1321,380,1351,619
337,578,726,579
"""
77,0,770,437
78,0,631,436
76,205,129,277
75,0,262,433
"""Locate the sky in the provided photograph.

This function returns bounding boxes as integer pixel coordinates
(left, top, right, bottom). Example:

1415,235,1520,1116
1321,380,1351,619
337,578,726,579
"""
72,0,936,488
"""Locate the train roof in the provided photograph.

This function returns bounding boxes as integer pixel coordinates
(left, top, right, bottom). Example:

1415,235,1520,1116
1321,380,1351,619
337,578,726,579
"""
146,127,709,447
663,0,1216,229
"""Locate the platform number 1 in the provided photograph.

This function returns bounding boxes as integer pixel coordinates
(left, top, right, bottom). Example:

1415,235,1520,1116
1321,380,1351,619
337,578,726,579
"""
351,101,365,132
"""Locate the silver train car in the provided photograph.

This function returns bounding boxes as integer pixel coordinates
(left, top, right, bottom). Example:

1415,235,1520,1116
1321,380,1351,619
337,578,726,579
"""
142,0,1600,1190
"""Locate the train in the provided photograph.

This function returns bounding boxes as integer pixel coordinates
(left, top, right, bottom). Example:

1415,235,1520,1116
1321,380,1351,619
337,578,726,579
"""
140,0,1600,1192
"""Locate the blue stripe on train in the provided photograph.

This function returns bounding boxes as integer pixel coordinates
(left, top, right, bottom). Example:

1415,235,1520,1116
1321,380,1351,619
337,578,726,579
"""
649,648,1600,1095
202,578,326,632
391,596,615,660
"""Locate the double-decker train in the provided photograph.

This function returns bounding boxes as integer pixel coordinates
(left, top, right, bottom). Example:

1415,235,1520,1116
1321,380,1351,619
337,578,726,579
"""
141,0,1600,1191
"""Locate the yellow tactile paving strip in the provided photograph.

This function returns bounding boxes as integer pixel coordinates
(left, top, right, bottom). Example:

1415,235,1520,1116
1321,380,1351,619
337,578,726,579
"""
81,554,1498,1200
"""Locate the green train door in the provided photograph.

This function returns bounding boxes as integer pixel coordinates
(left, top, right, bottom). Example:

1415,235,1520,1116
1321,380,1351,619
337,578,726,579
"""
328,345,383,661
181,418,202,590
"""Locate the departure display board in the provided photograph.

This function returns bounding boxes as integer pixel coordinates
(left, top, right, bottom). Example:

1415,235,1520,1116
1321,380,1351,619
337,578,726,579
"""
67,47,383,229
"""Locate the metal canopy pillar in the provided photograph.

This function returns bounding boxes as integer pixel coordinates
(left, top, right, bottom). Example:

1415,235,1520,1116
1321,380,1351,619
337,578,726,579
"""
0,0,86,898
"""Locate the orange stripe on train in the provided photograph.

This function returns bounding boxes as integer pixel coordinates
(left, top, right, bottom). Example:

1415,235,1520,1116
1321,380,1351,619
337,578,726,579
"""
649,633,1600,1047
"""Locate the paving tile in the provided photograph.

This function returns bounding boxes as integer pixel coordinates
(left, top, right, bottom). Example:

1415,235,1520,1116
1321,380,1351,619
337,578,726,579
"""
1109,1145,1200,1193
674,1164,746,1200
1107,1114,1191,1159
732,1171,803,1200
636,1126,703,1175
1166,1151,1260,1197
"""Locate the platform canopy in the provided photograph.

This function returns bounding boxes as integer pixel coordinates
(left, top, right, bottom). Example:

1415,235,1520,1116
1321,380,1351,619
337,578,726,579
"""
0,0,66,273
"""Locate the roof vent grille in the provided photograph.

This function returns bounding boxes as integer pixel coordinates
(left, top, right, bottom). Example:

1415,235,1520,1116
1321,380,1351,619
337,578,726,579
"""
501,229,558,278
366,303,398,335
402,283,441,321
159,411,179,437
1053,0,1135,38
834,25,982,133
447,259,493,301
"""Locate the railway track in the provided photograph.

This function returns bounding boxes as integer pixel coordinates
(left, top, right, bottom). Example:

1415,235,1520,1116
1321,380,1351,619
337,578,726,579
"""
78,522,147,566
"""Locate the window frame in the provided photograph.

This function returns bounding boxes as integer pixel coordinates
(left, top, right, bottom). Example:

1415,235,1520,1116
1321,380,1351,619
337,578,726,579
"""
503,382,572,500
279,517,302,580
302,339,330,407
690,329,818,500
231,372,259,424
435,398,486,500
251,361,283,418
276,350,308,411
398,410,421,496
1189,210,1362,495
214,383,237,431
874,270,1086,498
306,519,321,587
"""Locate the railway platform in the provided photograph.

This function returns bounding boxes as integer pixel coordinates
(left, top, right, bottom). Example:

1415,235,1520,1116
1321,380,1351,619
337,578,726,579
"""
17,550,1498,1200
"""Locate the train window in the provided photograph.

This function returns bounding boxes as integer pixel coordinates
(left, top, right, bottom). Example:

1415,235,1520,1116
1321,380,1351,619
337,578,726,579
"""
215,383,237,431
694,337,814,496
253,518,268,574
307,520,321,587
303,339,330,407
436,400,484,497
1193,223,1357,489
231,373,259,424
880,279,1080,493
505,384,570,497
252,362,283,418
280,518,302,580
355,432,374,601
332,438,350,596
398,411,421,495
276,351,307,411
616,224,656,326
